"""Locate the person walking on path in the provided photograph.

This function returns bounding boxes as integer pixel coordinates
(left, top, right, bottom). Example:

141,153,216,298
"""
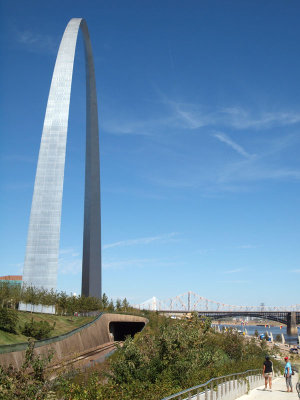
284,356,293,392
263,355,273,390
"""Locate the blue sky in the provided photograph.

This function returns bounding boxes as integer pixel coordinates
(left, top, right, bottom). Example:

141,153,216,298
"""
1,0,300,307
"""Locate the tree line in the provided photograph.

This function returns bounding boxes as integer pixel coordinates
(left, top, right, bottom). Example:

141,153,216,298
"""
0,282,131,315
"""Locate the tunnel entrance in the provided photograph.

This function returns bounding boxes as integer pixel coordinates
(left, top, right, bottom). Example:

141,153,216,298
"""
109,321,145,341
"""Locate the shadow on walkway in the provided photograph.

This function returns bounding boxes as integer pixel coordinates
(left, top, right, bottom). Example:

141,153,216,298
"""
238,375,299,399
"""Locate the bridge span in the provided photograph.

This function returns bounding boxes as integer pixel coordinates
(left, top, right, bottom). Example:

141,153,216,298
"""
160,310,299,335
136,292,300,335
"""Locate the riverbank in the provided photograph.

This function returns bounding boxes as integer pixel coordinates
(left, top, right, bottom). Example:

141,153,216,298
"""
213,323,299,345
212,320,299,327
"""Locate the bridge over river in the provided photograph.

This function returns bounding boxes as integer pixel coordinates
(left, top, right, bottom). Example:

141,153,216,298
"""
136,291,300,335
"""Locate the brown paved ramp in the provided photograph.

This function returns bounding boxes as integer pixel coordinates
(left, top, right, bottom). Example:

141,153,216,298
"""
238,375,299,400
0,313,148,369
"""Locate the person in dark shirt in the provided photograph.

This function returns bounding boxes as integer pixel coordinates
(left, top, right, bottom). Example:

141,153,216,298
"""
263,356,273,390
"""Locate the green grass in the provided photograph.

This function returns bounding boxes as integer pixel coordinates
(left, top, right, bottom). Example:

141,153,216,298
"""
0,310,95,345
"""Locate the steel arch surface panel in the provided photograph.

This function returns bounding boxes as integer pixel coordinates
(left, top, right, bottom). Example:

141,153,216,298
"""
22,18,101,298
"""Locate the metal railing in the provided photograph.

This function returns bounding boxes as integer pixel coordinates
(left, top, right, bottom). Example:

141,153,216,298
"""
161,369,270,400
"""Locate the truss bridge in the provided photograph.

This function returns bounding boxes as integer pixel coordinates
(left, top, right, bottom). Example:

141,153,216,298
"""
136,291,300,335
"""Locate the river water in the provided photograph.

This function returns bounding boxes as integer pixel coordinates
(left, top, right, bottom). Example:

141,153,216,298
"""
215,324,299,345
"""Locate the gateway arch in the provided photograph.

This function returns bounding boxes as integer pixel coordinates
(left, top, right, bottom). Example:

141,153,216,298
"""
22,18,101,298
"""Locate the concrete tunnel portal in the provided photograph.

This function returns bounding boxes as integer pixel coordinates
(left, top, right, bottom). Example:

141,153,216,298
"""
109,321,146,341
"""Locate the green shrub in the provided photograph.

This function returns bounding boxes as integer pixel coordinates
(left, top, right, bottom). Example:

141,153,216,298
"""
56,314,281,400
21,318,55,340
0,339,54,399
0,307,18,333
275,334,282,342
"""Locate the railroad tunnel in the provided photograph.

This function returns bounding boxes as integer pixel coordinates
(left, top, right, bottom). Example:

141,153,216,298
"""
109,321,146,341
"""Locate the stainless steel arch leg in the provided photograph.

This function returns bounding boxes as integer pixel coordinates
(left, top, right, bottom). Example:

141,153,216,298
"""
22,18,101,298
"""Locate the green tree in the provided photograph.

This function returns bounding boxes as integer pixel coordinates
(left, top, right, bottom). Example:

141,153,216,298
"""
48,288,57,309
57,291,68,315
122,298,130,311
107,300,115,312
9,284,22,310
66,295,77,317
115,298,122,312
102,293,109,308
0,307,18,333
23,286,39,312
0,282,10,307
39,288,47,313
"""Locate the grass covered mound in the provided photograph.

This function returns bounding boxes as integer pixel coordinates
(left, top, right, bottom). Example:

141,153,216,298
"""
57,313,279,400
0,311,94,345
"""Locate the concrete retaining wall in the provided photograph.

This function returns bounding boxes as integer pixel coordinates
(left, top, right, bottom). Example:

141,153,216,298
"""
0,313,147,368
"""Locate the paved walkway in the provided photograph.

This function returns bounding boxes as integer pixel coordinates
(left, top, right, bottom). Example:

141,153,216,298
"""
238,375,299,399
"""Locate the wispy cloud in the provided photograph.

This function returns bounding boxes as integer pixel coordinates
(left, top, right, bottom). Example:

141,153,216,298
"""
221,107,300,130
103,232,178,250
223,268,244,274
1,154,35,163
103,92,300,194
102,119,156,136
103,185,166,200
103,90,300,138
103,258,180,270
166,99,300,131
16,29,58,54
217,160,300,185
60,248,80,257
219,280,250,284
290,269,300,273
235,244,257,249
148,160,300,194
213,132,253,158
58,248,81,275
58,240,181,274
196,248,215,255
58,258,82,275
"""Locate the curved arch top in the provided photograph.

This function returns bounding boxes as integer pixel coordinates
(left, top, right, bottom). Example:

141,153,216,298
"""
22,18,101,298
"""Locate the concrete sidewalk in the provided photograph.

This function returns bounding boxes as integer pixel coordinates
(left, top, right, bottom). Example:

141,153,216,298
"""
238,375,299,399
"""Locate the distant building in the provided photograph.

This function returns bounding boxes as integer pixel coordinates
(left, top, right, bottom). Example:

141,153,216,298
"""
0,275,22,286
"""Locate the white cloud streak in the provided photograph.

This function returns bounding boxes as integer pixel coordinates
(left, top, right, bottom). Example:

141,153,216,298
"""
219,280,250,284
213,132,253,158
103,232,178,250
103,93,300,138
223,268,244,274
103,258,179,270
169,101,300,131
235,244,257,249
221,107,300,129
16,29,58,54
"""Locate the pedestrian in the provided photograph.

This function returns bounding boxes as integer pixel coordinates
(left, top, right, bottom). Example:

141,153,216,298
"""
284,356,293,392
263,355,273,390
